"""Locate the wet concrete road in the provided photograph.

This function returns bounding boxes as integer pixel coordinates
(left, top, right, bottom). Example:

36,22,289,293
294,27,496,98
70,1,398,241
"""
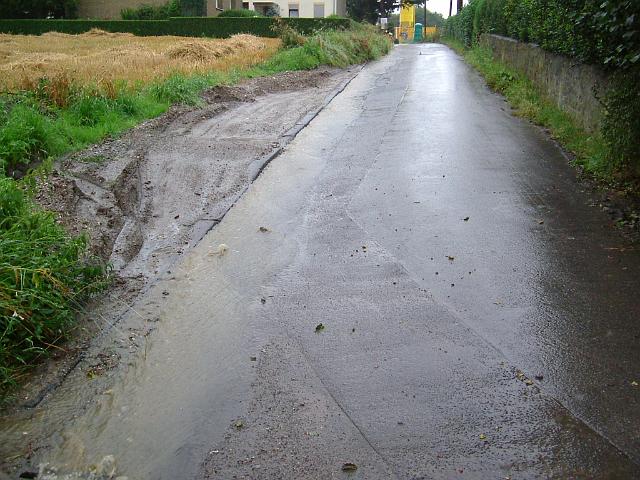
3,44,639,479
202,44,640,478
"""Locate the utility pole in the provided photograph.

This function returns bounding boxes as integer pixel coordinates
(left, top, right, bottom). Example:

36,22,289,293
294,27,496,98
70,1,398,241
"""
423,0,427,29
449,0,452,17
457,0,463,13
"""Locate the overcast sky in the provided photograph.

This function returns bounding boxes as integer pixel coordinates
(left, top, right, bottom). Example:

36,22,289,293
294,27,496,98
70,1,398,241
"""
425,0,469,18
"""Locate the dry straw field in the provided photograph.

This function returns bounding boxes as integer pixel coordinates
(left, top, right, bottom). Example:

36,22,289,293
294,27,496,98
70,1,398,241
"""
0,29,280,91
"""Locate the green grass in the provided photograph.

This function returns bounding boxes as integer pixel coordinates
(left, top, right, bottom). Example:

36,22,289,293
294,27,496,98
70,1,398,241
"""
251,22,391,74
0,178,108,394
444,38,611,180
0,25,390,176
0,24,391,400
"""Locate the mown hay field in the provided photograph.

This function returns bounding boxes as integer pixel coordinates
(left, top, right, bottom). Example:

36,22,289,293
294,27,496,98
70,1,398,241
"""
0,29,281,91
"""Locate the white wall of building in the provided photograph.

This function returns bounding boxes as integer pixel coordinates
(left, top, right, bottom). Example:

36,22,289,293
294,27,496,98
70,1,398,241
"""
246,0,345,18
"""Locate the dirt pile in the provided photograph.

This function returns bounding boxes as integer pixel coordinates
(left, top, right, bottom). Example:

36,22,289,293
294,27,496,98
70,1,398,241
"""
35,67,354,290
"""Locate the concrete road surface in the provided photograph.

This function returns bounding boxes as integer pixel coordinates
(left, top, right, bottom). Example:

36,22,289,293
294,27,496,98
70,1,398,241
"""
200,44,640,478
5,44,639,479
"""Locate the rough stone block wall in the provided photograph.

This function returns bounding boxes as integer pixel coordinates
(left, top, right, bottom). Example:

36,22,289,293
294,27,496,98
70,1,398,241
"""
481,34,608,133
77,0,168,19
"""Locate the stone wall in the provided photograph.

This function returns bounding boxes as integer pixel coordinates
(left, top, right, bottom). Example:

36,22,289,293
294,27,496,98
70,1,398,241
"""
481,34,608,133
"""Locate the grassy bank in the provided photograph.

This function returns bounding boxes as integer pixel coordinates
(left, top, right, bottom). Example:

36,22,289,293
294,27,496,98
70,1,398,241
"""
0,23,391,399
443,39,610,181
0,25,390,175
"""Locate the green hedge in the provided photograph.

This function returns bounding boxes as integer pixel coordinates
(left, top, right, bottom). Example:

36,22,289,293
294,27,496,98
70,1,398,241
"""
0,19,173,36
444,0,639,70
0,16,351,38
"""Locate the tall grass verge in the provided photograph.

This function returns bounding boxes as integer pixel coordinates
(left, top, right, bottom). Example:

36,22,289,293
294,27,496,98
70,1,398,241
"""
0,178,108,394
444,39,610,180
253,22,391,74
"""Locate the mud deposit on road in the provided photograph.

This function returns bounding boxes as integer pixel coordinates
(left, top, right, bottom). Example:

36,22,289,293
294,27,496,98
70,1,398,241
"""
36,68,352,283
0,66,358,478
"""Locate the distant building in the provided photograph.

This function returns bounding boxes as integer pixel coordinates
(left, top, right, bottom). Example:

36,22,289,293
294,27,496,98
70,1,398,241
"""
76,0,345,19
242,0,346,18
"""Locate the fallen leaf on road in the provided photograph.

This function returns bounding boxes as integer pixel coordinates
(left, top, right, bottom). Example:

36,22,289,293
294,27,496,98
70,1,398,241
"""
315,323,325,333
234,420,244,429
479,434,487,440
538,220,545,225
341,463,358,472
463,217,470,221
258,226,269,232
446,256,455,261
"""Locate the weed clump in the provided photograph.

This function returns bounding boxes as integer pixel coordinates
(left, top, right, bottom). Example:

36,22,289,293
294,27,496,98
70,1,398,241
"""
261,22,392,73
0,178,108,392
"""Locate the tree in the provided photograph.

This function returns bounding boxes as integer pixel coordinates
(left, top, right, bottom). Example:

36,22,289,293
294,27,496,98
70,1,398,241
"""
457,0,463,14
347,0,379,23
347,0,400,23
0,0,77,18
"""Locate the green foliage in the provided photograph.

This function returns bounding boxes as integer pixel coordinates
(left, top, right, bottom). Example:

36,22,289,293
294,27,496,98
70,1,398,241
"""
271,17,306,48
258,22,391,73
149,74,216,105
574,0,640,69
180,0,206,17
121,0,181,20
0,178,108,391
0,86,167,175
0,17,351,38
347,0,379,24
168,17,351,37
601,66,640,174
445,0,639,69
0,19,173,35
0,103,66,176
217,9,264,18
0,0,78,19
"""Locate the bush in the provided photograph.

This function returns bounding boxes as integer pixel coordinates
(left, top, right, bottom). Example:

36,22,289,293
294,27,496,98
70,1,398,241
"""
217,9,264,18
601,66,640,174
261,22,391,72
0,177,107,391
180,0,206,16
271,17,306,48
446,0,640,69
121,0,181,20
0,0,78,19
0,104,66,176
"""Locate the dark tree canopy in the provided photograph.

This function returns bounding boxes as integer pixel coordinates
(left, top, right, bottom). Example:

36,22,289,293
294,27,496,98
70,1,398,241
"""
347,0,431,24
0,0,78,19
